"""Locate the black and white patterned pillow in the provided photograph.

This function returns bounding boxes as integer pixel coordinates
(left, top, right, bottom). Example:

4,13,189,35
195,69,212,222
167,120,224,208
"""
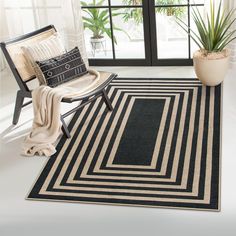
36,47,87,87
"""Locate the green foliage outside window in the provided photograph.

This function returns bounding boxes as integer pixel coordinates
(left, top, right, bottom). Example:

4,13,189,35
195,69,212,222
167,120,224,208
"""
122,0,186,25
81,0,129,42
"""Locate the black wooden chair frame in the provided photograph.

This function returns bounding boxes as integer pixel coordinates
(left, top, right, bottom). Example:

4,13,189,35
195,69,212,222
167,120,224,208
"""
0,25,117,138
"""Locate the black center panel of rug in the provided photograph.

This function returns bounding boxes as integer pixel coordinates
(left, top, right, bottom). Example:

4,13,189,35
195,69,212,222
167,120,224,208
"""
113,98,165,166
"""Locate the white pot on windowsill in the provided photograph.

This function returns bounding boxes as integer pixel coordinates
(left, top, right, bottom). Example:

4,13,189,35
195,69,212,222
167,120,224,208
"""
90,36,106,50
193,49,230,86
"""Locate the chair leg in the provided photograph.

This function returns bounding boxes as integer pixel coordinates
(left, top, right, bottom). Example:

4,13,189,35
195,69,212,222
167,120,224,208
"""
60,116,71,138
12,91,24,125
102,89,113,111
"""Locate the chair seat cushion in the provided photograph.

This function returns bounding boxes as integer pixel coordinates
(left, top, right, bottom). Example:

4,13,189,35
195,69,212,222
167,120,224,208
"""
36,47,88,87
61,71,114,99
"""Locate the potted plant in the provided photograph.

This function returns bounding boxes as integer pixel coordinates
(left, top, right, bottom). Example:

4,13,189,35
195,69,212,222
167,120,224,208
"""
81,0,128,50
177,0,236,86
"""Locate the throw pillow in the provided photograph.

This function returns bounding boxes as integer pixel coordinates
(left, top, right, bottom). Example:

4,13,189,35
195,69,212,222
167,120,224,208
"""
22,33,66,84
36,47,88,87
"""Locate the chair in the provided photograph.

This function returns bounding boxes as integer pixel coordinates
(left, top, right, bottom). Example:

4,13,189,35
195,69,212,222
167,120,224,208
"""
0,25,117,138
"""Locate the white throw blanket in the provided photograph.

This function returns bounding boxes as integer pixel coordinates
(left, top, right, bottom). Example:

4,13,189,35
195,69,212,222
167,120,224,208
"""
22,69,100,157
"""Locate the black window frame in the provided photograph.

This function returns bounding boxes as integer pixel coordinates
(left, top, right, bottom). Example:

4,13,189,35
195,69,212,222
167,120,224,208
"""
81,0,205,66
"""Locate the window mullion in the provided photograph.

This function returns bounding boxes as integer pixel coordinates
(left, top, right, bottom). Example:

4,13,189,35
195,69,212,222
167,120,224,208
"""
108,0,116,59
187,0,191,59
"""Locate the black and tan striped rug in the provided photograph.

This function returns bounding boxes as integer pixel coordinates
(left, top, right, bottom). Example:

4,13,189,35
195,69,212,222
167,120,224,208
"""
27,78,222,211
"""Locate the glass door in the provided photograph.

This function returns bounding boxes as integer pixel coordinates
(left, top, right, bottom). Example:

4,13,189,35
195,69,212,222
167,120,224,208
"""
151,0,205,65
81,0,205,66
81,0,151,66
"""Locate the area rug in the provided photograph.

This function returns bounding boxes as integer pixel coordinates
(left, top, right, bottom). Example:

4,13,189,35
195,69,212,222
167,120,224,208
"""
27,78,222,211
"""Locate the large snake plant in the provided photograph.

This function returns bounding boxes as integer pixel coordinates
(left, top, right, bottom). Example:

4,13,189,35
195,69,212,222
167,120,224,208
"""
176,0,236,53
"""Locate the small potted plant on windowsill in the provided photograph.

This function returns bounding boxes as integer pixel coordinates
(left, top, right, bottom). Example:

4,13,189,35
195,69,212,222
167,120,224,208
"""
177,0,236,86
81,0,129,51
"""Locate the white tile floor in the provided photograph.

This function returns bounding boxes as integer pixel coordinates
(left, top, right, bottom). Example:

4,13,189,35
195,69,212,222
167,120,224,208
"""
0,66,236,236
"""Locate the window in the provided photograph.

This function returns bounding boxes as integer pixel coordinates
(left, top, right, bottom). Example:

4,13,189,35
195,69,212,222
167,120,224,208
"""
81,0,205,66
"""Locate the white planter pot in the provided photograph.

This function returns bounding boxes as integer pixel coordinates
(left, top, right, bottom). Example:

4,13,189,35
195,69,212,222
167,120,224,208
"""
193,50,230,86
90,37,105,50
